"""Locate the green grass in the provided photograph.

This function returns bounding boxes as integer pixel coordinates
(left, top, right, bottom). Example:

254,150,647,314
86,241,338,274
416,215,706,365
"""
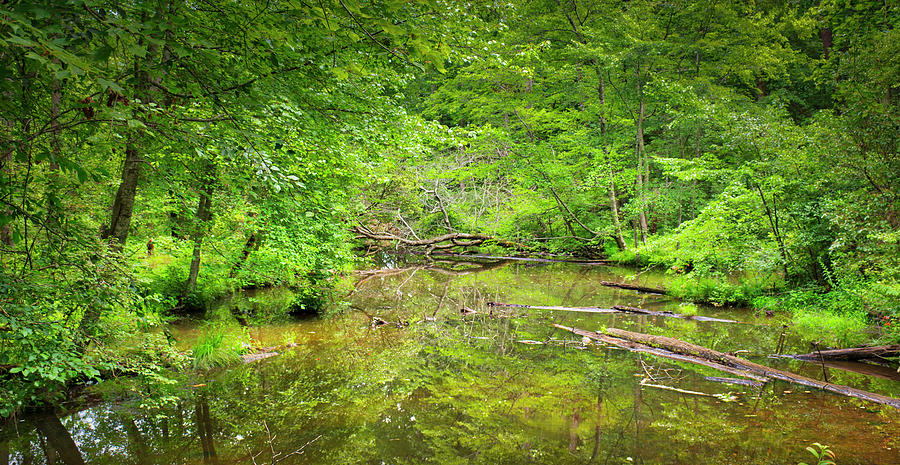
793,308,870,348
761,287,887,348
191,326,248,370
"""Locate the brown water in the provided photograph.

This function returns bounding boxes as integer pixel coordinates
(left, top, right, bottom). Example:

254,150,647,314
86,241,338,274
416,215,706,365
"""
3,258,899,464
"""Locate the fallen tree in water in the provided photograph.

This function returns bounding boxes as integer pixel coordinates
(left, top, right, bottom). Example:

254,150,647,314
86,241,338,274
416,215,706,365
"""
552,324,770,383
353,225,525,255
598,280,668,295
428,253,610,265
553,324,900,410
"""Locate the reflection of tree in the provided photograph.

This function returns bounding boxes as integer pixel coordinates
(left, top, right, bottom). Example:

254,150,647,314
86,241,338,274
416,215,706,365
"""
31,413,85,465
196,394,217,463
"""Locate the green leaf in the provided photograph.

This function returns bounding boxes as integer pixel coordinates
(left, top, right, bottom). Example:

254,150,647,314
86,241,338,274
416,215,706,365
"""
97,78,125,94
93,45,114,62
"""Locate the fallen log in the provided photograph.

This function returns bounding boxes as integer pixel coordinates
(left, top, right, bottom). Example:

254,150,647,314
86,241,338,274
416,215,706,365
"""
784,345,900,362
568,325,900,410
487,302,741,323
598,281,667,295
552,324,770,383
611,305,740,323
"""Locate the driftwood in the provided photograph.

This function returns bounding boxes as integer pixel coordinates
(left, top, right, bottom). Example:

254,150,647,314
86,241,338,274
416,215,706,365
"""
353,225,524,254
785,345,900,362
555,324,900,410
351,260,513,295
487,302,740,323
598,281,667,295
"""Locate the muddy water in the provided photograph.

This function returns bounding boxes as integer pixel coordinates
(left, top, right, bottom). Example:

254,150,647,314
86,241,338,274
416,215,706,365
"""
3,258,899,464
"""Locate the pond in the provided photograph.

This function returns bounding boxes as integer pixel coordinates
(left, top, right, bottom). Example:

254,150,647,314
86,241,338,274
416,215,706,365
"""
3,257,899,464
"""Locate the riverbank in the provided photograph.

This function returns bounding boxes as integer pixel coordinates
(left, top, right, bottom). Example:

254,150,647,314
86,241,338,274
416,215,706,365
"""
3,259,899,464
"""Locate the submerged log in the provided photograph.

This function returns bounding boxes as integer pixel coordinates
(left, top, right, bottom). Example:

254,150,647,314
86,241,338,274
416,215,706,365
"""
598,281,667,295
241,352,278,363
429,253,610,265
640,382,716,397
487,302,740,323
611,305,740,323
785,345,900,362
557,325,900,410
704,376,764,387
488,302,619,314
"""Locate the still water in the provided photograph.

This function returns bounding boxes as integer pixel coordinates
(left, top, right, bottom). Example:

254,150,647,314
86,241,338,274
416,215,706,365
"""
3,258,899,464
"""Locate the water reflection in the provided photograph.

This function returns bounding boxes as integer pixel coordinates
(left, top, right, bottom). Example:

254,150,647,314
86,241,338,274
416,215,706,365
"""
3,258,899,464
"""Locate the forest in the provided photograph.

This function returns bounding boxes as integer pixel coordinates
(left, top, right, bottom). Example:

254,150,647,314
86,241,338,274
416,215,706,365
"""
1,0,899,463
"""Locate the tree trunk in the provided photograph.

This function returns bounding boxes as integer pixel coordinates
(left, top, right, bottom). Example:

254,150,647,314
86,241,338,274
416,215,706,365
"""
49,66,62,172
820,27,833,59
183,162,215,298
597,68,626,250
102,142,143,250
101,5,167,250
45,67,64,244
229,231,258,278
0,147,11,246
635,98,648,244
755,184,791,277
608,179,627,250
